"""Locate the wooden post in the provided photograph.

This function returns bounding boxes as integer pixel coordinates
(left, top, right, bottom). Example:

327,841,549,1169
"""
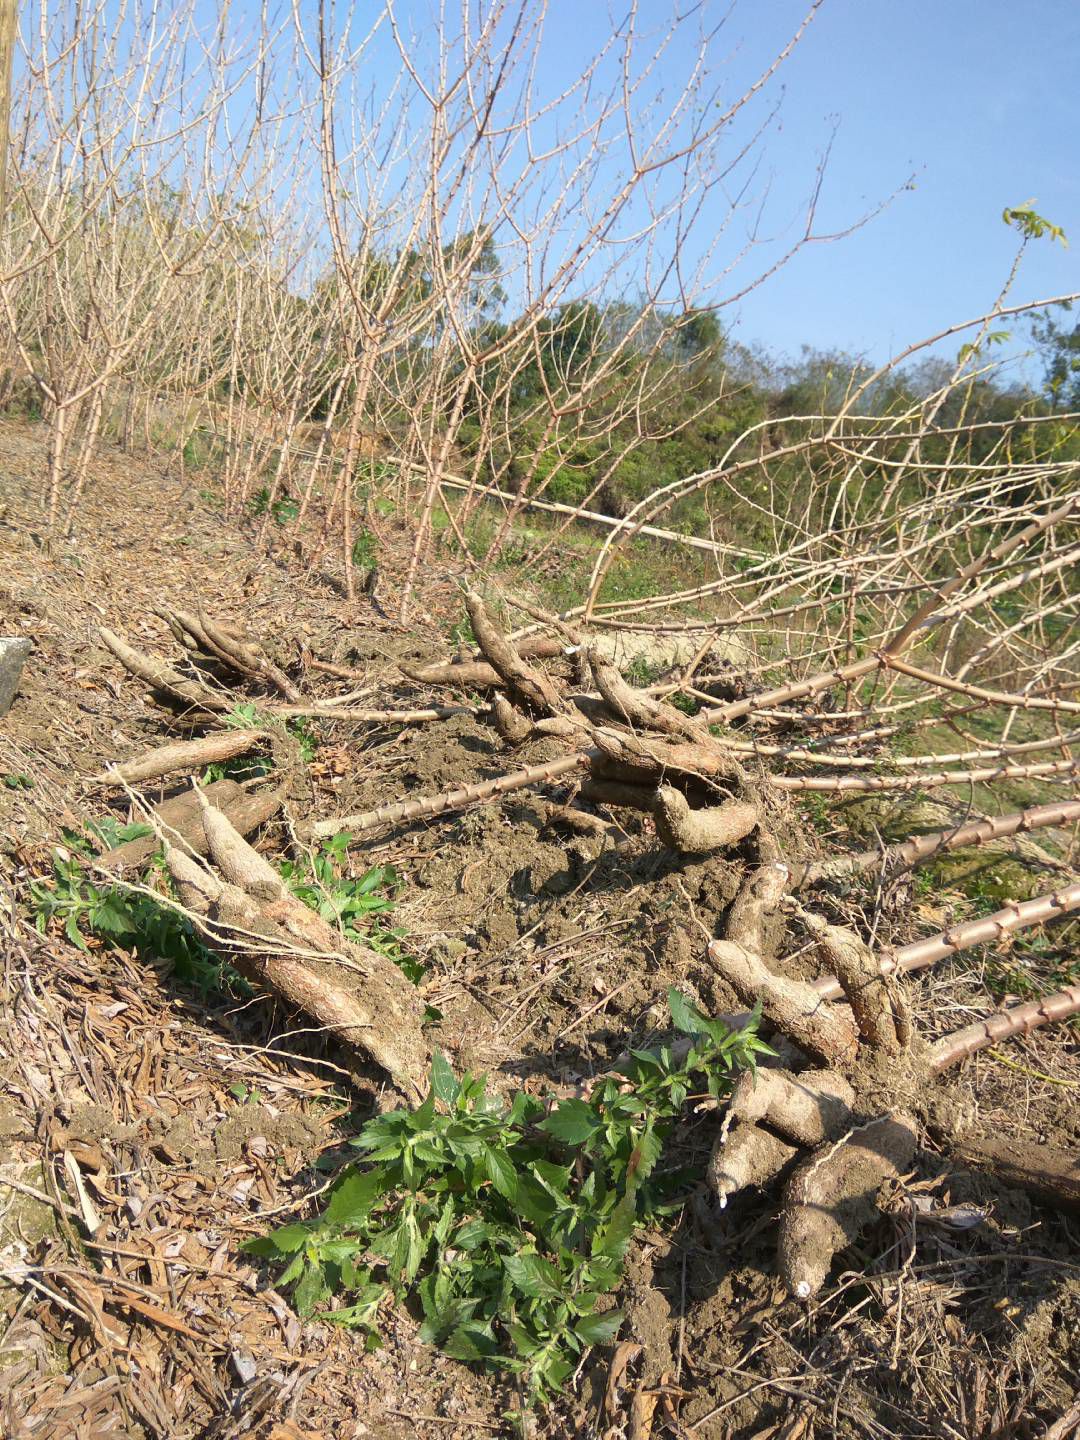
0,0,16,218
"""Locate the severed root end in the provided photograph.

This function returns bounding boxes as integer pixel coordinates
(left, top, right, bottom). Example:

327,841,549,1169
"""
651,787,759,854
778,1111,918,1299
490,695,534,743
709,1067,856,1209
710,1122,798,1208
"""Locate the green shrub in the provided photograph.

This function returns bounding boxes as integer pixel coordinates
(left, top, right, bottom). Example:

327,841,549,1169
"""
246,991,768,1402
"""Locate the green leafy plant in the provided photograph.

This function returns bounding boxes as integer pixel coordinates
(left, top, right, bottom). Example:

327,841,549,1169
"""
1002,202,1067,247
623,654,665,689
250,486,299,524
220,702,317,765
28,841,229,994
203,750,273,783
278,834,424,985
246,991,768,1401
351,529,378,570
448,616,476,649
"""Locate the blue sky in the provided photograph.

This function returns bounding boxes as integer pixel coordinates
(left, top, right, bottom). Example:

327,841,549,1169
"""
663,0,1080,367
179,0,1080,373
505,0,1078,372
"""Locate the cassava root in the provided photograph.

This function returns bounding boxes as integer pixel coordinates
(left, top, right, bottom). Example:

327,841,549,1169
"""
166,789,429,1098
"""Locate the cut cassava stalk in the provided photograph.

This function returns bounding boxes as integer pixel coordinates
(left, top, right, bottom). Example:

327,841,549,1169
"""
927,982,1080,1073
773,755,1080,794
881,653,1080,716
270,702,476,723
311,753,586,838
166,792,429,1099
95,779,281,871
87,730,270,787
306,727,1076,835
100,627,229,714
796,798,1080,887
792,882,1080,1008
813,880,1080,1002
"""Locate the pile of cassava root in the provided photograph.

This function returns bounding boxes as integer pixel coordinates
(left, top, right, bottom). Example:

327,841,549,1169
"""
95,555,1080,1297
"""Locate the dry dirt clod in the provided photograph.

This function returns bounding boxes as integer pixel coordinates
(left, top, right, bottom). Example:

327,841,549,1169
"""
0,635,32,716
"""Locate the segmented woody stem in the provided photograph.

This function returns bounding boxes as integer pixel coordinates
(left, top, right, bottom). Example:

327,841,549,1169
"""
814,881,1080,1002
929,984,1080,1073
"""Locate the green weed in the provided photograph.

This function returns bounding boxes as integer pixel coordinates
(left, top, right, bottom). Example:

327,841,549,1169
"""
28,828,229,995
250,486,299,525
246,991,768,1403
279,834,425,987
667,692,699,715
448,616,476,649
623,655,665,689
351,529,378,571
220,702,317,765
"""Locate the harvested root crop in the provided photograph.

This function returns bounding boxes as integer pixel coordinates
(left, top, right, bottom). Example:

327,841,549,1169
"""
165,789,429,1099
778,1112,919,1298
88,729,269,788
706,864,1080,1298
100,627,229,716
96,778,280,871
162,605,302,701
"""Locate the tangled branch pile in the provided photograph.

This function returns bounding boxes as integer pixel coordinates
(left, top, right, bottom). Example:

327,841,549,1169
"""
94,470,1080,1301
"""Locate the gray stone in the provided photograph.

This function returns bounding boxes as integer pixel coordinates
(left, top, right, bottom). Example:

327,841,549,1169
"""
0,638,31,717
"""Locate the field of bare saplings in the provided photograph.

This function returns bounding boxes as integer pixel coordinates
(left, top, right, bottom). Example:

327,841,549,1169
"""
1,3,1080,1438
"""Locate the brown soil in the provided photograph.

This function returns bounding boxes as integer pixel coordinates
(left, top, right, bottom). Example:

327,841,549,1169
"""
1,417,1079,1438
